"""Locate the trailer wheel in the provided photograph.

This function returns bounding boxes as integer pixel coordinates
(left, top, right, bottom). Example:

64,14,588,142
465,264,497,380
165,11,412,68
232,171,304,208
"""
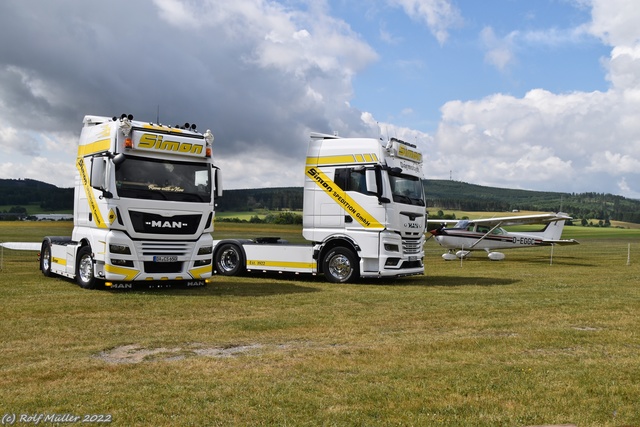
40,240,52,277
76,246,97,289
322,247,359,283
214,243,245,276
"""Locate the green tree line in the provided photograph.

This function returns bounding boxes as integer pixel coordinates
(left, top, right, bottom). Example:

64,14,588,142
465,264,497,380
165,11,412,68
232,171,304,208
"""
2,178,639,224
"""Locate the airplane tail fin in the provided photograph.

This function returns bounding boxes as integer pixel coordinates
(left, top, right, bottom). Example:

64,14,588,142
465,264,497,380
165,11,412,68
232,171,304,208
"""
522,212,569,241
541,218,566,241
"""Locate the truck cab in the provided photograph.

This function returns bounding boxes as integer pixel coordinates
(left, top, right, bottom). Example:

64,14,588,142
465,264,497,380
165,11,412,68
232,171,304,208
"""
40,114,221,289
212,133,426,283
303,134,426,280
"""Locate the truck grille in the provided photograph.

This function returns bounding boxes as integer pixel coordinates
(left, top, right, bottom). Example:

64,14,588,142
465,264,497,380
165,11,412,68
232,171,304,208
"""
402,238,422,255
138,241,190,256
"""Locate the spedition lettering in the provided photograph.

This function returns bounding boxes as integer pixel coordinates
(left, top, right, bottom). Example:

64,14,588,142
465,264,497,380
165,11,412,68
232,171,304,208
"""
333,191,357,214
306,166,380,229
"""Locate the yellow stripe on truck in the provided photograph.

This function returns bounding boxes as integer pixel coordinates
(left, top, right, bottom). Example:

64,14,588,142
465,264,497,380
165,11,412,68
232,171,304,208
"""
247,260,315,269
305,166,383,229
76,157,107,229
308,154,379,166
77,138,111,157
105,264,140,281
189,265,213,279
51,256,66,266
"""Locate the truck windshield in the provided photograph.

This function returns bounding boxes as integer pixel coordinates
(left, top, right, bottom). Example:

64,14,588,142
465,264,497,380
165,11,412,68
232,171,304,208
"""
389,172,425,206
115,156,211,203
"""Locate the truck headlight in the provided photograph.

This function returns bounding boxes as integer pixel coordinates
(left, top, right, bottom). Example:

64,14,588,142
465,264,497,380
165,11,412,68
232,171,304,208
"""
109,244,131,255
384,244,399,252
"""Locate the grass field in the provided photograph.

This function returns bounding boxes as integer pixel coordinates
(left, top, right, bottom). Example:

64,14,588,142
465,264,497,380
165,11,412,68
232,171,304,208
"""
1,221,639,426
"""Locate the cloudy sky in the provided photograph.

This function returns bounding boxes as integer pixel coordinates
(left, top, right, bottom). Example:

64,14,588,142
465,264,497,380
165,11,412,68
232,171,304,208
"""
1,0,640,198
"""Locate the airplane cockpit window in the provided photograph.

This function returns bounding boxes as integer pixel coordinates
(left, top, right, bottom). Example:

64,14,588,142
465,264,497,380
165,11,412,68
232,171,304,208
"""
453,220,469,229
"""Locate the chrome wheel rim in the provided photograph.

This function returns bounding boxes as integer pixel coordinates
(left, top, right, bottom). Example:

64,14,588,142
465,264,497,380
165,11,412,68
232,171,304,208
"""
328,254,352,281
78,254,93,283
219,248,239,272
42,247,51,271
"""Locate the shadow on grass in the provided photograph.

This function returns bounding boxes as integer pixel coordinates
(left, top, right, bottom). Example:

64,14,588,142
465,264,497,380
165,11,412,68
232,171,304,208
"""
365,275,519,287
203,280,320,297
98,275,321,297
506,255,594,267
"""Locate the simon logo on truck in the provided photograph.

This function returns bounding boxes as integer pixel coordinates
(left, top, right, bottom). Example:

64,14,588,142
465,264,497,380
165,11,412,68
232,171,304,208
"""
137,133,204,155
305,166,382,229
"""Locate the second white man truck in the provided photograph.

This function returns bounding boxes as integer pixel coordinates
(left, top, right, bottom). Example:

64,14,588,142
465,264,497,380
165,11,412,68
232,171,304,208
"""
40,114,221,289
212,133,427,283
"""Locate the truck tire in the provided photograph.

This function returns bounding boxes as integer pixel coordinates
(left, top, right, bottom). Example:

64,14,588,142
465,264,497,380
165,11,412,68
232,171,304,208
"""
214,243,245,276
40,240,52,277
322,247,359,283
76,246,97,289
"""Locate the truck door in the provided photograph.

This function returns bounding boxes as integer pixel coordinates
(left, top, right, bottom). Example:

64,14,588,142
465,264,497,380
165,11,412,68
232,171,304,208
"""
333,167,386,232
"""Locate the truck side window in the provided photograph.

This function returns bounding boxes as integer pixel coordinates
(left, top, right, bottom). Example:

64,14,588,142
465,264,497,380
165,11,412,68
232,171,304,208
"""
334,168,367,195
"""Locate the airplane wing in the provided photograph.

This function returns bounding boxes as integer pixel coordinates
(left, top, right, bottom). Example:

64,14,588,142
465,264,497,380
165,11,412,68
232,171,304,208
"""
463,212,572,227
0,242,41,251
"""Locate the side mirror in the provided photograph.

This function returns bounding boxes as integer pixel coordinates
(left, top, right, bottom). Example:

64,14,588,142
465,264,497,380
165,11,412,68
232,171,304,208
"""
214,167,223,198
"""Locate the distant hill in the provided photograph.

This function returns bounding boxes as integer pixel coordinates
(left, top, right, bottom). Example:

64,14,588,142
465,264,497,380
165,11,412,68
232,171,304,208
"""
425,179,640,223
0,179,73,213
2,178,639,223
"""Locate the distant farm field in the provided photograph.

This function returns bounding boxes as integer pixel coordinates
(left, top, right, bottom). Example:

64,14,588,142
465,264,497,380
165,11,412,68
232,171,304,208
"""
1,220,639,426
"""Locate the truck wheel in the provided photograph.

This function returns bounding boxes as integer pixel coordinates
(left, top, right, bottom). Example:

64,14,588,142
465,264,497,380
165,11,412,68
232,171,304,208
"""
76,246,97,289
322,247,359,283
214,243,245,276
40,240,52,277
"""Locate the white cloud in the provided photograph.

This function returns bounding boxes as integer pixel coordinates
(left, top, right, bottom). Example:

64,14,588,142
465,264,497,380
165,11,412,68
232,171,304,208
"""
480,27,516,71
433,83,640,193
0,156,74,187
606,45,640,89
386,0,462,44
2,0,640,201
587,0,640,46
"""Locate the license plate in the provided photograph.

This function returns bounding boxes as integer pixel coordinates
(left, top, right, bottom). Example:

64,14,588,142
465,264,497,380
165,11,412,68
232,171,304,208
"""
154,255,178,262
409,256,417,261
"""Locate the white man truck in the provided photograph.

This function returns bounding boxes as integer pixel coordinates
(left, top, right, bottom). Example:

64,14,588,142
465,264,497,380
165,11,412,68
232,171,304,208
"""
212,133,426,283
40,114,221,289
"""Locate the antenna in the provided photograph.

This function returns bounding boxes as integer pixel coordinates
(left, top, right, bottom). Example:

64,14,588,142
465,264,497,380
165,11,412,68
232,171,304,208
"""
156,105,160,124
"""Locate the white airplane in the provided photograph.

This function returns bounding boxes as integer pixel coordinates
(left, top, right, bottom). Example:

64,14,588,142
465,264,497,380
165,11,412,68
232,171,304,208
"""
427,212,579,260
